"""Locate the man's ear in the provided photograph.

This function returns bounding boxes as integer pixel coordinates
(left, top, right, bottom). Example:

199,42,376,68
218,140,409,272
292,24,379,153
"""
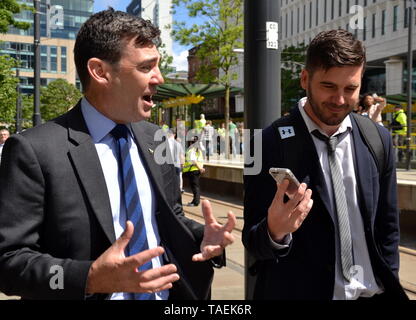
300,69,308,90
87,58,110,86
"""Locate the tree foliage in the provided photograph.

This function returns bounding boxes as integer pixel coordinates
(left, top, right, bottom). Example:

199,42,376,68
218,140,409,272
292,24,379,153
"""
0,0,31,33
281,44,307,114
40,79,82,121
171,0,243,157
0,54,18,124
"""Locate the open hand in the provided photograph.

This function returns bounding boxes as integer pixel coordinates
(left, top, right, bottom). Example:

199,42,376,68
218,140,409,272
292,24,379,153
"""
192,200,236,262
86,221,180,294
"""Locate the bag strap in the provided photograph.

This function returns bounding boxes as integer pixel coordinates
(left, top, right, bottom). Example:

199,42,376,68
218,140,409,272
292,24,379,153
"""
351,113,385,175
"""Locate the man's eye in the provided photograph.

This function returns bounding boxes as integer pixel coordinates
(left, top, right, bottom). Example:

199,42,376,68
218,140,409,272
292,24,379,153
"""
140,65,152,72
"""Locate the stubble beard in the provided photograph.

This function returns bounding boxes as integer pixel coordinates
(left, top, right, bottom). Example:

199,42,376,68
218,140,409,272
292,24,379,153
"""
307,86,354,127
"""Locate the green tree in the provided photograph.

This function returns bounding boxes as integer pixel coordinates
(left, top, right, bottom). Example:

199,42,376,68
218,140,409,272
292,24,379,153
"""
0,0,31,33
281,44,307,114
0,54,18,125
171,0,243,158
40,79,82,121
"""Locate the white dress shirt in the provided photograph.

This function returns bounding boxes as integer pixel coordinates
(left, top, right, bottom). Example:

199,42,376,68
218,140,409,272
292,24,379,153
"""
298,97,383,300
81,98,167,300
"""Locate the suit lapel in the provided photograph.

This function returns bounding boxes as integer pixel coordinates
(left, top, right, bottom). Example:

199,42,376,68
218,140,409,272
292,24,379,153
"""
350,116,374,226
288,107,335,223
66,104,116,244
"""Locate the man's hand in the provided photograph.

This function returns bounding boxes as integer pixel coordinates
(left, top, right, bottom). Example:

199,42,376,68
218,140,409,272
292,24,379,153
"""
192,200,236,262
86,221,180,294
267,179,313,242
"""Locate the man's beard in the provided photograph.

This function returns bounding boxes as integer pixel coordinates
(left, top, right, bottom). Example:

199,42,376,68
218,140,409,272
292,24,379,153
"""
307,85,355,127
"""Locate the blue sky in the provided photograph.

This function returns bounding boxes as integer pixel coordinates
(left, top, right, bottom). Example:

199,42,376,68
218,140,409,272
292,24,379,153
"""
93,0,203,71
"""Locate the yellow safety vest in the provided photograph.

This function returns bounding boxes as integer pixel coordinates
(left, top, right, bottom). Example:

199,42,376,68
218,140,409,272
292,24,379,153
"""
182,148,203,173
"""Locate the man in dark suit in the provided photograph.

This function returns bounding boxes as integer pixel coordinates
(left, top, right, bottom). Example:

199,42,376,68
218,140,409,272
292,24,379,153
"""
0,9,236,300
243,30,407,300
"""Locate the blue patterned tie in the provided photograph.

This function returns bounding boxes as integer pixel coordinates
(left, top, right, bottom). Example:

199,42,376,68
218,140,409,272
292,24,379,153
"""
111,124,155,300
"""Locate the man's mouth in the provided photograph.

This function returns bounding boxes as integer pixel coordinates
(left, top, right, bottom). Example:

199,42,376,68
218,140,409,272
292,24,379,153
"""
143,95,154,107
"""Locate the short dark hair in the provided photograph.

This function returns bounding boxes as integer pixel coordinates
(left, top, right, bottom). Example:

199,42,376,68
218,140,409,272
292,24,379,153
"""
305,29,366,76
74,8,161,91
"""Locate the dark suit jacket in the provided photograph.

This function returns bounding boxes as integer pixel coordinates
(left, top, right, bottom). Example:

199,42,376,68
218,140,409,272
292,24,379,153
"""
0,102,218,300
243,107,407,300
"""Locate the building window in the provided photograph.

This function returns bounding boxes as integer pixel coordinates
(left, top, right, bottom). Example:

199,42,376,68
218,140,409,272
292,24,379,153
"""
303,4,306,31
363,16,366,41
372,13,376,38
404,6,409,29
310,1,312,28
316,0,319,26
291,10,293,36
381,9,385,35
331,0,334,20
339,0,342,17
393,5,398,32
324,0,327,22
346,0,349,14
297,7,300,34
285,13,288,38
61,46,67,73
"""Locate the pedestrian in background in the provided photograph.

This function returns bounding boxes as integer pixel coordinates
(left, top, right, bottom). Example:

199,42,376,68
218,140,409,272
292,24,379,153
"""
182,136,205,207
391,104,408,162
203,120,215,161
0,128,10,165
360,93,386,126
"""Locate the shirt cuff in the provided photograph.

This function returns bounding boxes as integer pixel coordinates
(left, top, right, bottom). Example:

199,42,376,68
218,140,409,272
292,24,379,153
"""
268,231,292,249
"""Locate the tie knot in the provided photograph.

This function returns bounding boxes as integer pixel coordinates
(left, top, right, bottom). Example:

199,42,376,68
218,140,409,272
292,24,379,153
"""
312,130,338,153
111,124,129,140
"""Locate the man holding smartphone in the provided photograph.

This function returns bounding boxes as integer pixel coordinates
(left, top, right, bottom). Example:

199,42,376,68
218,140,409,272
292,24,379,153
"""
243,29,407,300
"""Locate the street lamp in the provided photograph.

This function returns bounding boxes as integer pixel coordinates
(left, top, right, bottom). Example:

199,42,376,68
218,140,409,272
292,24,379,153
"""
15,43,22,133
33,0,42,127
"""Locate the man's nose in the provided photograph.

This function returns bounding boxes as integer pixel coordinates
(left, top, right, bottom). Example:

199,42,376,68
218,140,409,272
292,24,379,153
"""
152,67,164,85
331,93,346,106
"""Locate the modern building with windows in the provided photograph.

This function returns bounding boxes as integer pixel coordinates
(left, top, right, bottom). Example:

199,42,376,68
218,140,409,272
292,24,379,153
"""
280,0,416,96
126,0,173,61
0,0,94,94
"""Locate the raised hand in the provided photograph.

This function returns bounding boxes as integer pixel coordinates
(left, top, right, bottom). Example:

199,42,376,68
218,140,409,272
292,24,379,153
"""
267,179,314,242
192,200,236,262
86,221,180,294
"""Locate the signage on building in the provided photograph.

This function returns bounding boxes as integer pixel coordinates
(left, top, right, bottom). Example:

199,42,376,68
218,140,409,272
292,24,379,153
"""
162,95,205,108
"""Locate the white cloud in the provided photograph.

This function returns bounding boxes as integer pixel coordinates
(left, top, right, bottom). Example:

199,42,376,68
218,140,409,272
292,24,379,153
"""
172,50,189,72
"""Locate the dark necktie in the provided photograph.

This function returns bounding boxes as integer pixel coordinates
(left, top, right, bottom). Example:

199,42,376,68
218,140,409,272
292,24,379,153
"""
111,124,155,300
312,129,354,282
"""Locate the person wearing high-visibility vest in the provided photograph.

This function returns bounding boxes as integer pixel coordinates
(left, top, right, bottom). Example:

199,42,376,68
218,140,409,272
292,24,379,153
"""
183,138,205,206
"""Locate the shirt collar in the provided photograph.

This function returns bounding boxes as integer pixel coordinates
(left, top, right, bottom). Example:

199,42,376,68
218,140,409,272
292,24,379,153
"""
298,97,352,138
81,97,119,143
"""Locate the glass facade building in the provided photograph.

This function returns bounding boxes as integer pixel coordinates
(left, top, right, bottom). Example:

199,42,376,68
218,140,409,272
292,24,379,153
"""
0,0,94,94
8,0,93,39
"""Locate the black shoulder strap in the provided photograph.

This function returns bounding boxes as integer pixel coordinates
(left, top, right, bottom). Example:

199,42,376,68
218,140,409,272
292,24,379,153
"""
351,113,385,175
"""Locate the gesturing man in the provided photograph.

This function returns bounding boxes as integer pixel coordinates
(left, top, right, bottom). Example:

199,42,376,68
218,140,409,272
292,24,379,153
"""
0,9,235,300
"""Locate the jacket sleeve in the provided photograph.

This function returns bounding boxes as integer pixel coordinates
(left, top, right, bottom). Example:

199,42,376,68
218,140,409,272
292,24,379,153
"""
375,128,401,278
0,134,92,300
242,128,292,262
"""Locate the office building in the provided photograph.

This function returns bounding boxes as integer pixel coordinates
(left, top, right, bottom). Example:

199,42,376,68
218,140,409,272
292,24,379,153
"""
126,0,173,61
281,0,416,95
0,0,94,94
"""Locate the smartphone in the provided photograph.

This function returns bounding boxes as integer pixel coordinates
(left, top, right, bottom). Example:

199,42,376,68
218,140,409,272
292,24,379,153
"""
269,168,300,197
